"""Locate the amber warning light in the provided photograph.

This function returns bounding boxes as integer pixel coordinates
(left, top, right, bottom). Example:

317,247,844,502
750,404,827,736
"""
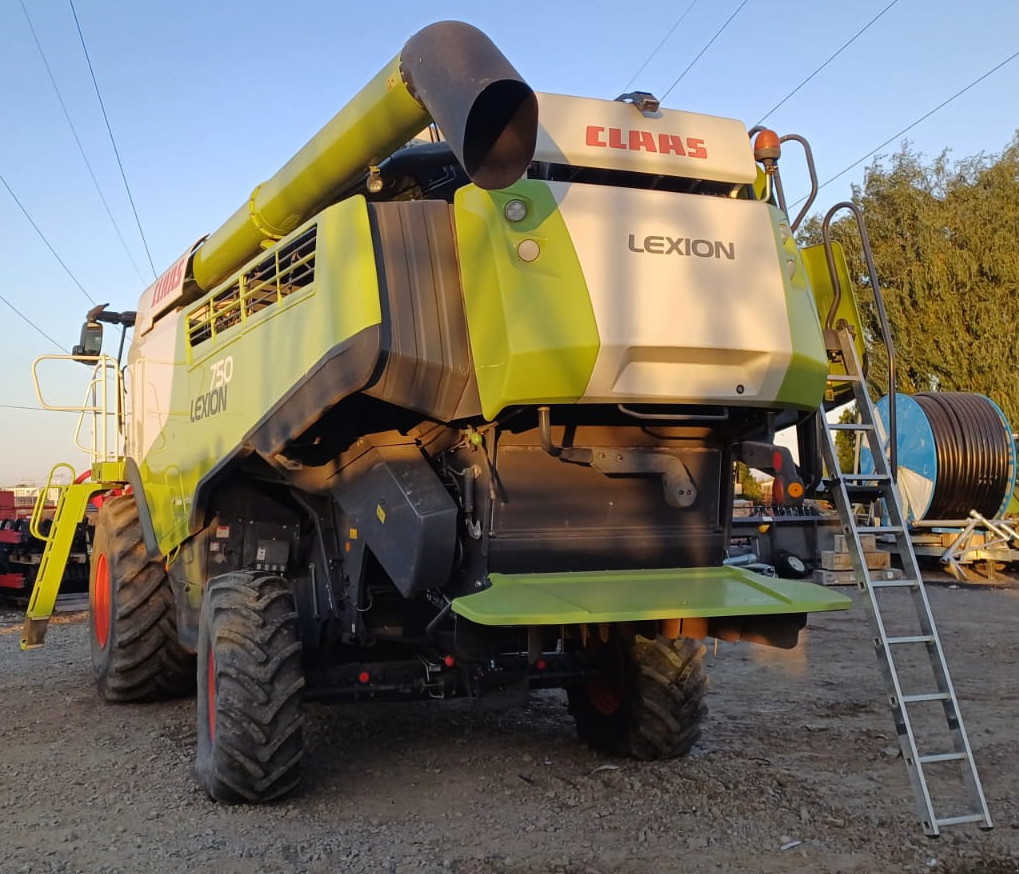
753,129,781,170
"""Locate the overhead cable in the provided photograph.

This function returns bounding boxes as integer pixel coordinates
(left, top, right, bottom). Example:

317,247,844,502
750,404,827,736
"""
0,170,95,305
68,0,157,278
19,0,148,284
623,1,700,92
811,49,1019,199
661,0,753,101
0,403,67,413
755,0,902,126
0,291,65,352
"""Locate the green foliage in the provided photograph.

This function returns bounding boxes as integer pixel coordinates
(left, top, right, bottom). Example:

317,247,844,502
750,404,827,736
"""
735,461,764,503
834,404,858,473
798,132,1019,425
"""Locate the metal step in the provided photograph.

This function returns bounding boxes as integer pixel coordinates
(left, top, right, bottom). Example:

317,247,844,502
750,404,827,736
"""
920,752,968,764
900,692,951,704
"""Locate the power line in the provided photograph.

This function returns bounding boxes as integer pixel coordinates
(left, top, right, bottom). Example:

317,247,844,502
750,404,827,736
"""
661,0,753,101
0,403,68,413
0,169,95,305
68,0,156,278
755,0,902,126
811,49,1019,199
623,1,700,93
19,0,148,285
0,291,65,352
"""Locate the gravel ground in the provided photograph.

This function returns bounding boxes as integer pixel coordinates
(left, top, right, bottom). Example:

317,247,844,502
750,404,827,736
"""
2,581,1017,874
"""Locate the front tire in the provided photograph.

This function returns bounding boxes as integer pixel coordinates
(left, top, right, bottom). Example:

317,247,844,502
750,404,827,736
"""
196,572,304,803
89,495,195,701
568,633,707,759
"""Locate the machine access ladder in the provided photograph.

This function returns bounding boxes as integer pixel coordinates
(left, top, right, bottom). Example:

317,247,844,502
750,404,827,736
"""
21,354,129,650
818,325,992,836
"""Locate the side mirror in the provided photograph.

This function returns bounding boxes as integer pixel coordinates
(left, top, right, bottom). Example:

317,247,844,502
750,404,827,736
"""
71,320,103,362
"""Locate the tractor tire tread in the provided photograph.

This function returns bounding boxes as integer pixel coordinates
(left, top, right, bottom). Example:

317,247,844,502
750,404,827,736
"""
569,632,707,762
196,572,304,804
91,495,195,702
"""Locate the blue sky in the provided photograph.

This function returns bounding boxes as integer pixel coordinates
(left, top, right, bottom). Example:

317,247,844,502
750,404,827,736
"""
1,0,1017,485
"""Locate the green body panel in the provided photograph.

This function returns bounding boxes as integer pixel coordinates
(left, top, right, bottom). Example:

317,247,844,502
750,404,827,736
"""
141,198,382,554
452,567,852,626
192,57,427,291
455,181,601,420
801,241,867,388
770,210,830,409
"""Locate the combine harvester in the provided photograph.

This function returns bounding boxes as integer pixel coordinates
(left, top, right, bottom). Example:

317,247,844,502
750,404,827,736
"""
22,21,990,835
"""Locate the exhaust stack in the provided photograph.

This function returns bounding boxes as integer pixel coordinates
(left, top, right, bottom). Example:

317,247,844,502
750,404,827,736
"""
190,20,537,291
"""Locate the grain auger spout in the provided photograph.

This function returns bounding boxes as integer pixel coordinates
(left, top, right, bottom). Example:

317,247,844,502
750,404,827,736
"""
190,19,538,292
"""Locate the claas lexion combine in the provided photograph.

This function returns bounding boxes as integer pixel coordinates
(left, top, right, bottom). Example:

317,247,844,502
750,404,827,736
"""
27,22,865,803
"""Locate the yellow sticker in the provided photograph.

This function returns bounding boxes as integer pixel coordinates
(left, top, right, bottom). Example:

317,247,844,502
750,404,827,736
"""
375,505,386,524
349,527,359,540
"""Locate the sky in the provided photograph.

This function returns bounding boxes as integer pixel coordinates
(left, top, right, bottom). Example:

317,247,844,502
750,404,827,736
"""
1,0,1017,487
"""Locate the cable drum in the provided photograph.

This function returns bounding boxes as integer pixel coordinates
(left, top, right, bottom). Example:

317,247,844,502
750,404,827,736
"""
862,393,1016,522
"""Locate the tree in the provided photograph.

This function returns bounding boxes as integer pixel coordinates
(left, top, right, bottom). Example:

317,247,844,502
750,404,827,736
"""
835,404,858,473
735,461,764,503
799,132,1019,425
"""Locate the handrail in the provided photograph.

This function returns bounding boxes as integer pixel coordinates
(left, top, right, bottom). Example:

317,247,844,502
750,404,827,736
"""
28,463,76,541
32,354,125,464
779,134,819,232
821,201,897,479
746,128,818,232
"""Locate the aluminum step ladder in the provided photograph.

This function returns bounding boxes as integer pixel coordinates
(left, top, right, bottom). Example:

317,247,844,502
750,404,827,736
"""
817,325,992,836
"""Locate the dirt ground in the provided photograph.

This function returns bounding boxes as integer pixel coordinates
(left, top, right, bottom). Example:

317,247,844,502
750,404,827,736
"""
2,578,1017,874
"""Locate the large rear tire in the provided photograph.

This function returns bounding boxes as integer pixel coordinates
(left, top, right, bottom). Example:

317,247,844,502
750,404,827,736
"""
195,572,304,803
89,495,195,701
568,633,707,759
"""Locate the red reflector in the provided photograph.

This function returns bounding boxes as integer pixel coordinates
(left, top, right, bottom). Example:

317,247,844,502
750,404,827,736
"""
536,659,547,671
443,655,456,668
772,450,783,471
358,671,370,684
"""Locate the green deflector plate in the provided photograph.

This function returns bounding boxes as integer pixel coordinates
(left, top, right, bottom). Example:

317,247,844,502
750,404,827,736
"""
452,566,852,626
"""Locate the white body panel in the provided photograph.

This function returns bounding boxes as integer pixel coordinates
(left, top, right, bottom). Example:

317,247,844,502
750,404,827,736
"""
547,182,794,405
126,310,180,461
535,92,756,184
136,239,205,336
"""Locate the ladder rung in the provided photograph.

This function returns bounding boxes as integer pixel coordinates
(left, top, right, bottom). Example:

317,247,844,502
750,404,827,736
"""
919,752,967,764
935,814,990,828
826,372,863,382
870,578,919,589
900,692,950,704
841,473,891,482
856,525,903,535
886,635,935,645
828,422,872,430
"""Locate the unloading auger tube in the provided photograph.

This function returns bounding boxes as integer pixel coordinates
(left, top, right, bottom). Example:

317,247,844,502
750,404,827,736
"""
190,20,538,292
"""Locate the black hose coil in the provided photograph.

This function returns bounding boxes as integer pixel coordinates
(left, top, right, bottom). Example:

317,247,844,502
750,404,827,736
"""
913,392,1012,519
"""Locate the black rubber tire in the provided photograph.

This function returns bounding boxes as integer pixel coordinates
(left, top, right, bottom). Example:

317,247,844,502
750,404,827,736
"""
775,551,809,579
89,495,196,701
195,572,304,804
568,633,708,760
